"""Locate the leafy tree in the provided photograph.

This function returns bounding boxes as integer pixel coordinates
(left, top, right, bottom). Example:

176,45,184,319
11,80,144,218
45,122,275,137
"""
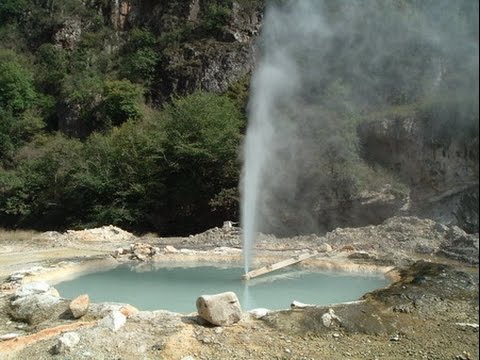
202,2,232,33
0,134,83,228
0,60,36,113
59,73,104,136
35,44,68,95
0,108,44,164
99,80,144,128
119,29,160,86
163,92,243,232
75,116,167,228
0,0,27,23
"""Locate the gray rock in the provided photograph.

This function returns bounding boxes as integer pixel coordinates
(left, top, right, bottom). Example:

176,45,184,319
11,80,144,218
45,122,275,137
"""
248,308,270,319
10,293,65,325
88,302,131,318
321,308,341,328
318,243,333,252
99,310,127,332
113,247,126,258
69,294,89,319
0,333,20,341
164,245,179,253
196,292,242,326
440,226,479,264
53,332,80,354
390,334,400,341
15,282,50,297
291,301,315,309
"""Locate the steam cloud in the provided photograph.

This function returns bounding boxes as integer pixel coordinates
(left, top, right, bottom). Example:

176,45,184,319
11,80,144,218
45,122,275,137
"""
241,0,479,269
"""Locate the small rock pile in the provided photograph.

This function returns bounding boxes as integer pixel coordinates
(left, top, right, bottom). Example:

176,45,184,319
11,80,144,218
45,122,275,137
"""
63,225,135,244
33,225,136,248
0,266,46,292
187,221,241,248
112,243,161,261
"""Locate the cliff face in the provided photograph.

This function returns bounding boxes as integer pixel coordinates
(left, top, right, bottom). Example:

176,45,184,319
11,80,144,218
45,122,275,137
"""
111,0,262,103
52,0,262,136
358,116,479,232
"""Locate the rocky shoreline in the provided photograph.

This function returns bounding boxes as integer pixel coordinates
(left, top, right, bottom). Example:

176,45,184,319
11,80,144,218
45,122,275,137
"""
0,217,478,359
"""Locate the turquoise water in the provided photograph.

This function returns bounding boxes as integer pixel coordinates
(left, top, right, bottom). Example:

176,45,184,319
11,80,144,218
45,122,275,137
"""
55,265,389,313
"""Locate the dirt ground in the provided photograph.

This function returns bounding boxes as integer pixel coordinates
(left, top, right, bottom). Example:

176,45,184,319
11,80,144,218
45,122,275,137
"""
0,221,478,360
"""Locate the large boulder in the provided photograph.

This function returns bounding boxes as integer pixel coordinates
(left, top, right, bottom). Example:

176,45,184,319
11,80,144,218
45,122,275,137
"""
10,293,66,325
196,292,242,326
9,281,67,325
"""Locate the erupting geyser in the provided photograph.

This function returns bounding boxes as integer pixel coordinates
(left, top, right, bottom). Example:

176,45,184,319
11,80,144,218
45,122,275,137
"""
240,0,478,273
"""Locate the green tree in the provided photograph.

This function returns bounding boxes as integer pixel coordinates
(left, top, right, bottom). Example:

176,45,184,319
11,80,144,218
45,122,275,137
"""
99,79,144,128
35,43,68,95
120,29,160,86
0,134,83,228
163,92,243,232
0,60,36,113
0,0,27,23
202,2,232,33
72,114,167,228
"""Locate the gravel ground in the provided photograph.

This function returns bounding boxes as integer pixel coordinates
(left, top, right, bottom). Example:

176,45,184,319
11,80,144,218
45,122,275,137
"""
0,218,478,360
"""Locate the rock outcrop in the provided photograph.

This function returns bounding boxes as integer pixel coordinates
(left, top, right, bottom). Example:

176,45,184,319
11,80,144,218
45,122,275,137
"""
325,216,479,264
358,115,479,232
439,226,479,264
149,1,262,104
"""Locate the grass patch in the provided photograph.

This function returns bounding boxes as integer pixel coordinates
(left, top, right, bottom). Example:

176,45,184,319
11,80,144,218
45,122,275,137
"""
0,228,38,242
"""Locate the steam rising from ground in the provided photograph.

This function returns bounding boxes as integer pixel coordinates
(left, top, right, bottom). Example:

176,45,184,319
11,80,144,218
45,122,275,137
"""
241,0,479,272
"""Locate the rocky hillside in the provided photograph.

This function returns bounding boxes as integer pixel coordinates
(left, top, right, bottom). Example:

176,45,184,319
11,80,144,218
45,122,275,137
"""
46,0,263,136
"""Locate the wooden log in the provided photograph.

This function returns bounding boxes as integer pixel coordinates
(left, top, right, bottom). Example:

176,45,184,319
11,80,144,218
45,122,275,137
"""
242,252,317,280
